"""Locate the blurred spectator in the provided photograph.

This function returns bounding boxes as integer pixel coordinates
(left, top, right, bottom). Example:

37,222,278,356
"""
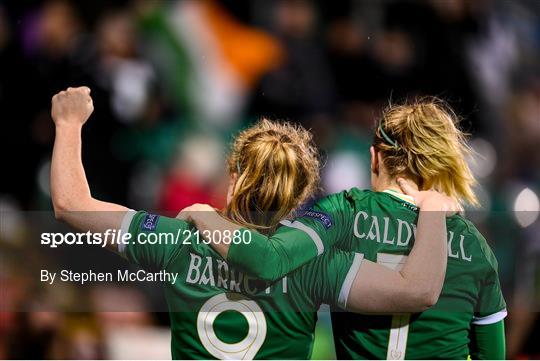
50,314,105,359
6,312,60,359
250,0,336,121
158,134,227,212
503,83,540,179
95,10,156,124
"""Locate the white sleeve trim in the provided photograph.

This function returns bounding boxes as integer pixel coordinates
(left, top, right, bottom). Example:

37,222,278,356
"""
279,219,324,256
472,309,507,325
338,253,364,309
118,209,136,255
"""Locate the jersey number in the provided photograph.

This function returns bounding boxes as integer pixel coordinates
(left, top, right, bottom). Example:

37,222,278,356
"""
197,293,267,359
377,253,411,360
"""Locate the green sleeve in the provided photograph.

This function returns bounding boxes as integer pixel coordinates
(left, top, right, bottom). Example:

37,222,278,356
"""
120,210,191,270
469,245,507,359
469,320,506,359
295,248,364,309
227,191,356,281
475,249,507,318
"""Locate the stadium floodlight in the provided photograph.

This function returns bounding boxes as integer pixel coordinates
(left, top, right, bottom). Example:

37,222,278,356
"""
513,187,540,228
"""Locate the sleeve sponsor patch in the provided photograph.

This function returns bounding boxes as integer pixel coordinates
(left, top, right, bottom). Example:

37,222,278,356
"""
141,214,160,231
300,209,333,229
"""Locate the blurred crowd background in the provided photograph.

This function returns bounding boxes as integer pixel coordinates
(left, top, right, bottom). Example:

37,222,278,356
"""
1,0,539,359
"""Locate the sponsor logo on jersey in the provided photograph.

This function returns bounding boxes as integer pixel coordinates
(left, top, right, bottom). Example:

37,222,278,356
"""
300,209,333,229
141,214,160,231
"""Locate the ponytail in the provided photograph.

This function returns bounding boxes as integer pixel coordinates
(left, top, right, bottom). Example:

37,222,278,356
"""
373,97,478,206
225,119,320,231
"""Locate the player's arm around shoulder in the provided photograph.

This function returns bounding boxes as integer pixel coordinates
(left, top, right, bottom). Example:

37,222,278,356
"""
345,179,458,313
175,191,355,282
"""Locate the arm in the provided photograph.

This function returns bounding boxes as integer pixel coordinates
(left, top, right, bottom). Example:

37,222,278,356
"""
469,248,507,358
469,320,506,359
345,192,449,312
177,207,316,281
177,206,240,259
50,87,128,252
306,192,452,313
177,192,353,281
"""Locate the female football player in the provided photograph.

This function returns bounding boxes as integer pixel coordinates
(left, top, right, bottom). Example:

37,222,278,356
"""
50,87,455,359
179,99,506,359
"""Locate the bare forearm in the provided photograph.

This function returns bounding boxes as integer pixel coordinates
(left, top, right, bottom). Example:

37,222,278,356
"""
51,123,127,237
51,123,90,212
347,207,447,313
400,203,447,306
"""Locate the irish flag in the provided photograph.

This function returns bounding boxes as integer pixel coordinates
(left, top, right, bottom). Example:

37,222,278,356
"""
139,0,283,127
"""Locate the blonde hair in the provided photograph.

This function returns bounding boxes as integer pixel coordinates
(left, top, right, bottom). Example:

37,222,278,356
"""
225,118,320,231
373,97,478,206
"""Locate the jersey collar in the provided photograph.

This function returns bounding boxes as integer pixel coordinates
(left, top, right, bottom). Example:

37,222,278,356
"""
383,189,416,206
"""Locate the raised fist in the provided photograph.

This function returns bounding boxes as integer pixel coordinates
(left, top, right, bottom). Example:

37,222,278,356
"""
51,87,94,126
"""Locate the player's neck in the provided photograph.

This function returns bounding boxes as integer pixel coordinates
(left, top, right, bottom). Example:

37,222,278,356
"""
374,176,419,195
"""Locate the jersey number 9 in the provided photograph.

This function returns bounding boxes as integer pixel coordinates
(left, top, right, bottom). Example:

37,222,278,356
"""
197,293,267,359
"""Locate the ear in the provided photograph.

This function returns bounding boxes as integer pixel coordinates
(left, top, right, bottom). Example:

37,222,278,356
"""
370,146,379,175
230,172,239,190
226,172,239,205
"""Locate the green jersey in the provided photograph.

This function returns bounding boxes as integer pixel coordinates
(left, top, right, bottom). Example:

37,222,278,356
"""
228,188,507,359
119,211,363,359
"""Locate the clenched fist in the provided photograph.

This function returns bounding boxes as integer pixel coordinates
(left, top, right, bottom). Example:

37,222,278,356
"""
51,87,94,126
